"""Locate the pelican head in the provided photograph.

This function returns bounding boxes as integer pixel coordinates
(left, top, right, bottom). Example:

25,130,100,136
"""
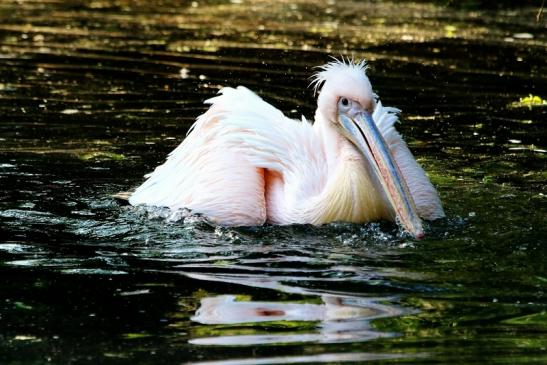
312,59,424,239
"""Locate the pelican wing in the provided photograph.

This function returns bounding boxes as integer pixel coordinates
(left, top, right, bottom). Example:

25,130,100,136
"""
215,90,325,191
212,88,328,223
129,87,282,225
374,101,445,220
129,86,324,226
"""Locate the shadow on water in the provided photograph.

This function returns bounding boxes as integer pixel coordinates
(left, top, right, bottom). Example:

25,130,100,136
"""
0,0,546,364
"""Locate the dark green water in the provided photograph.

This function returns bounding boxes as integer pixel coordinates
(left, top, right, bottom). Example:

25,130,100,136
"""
1,1,546,364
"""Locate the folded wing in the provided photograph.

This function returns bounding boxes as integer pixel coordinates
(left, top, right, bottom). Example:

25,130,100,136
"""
129,87,283,226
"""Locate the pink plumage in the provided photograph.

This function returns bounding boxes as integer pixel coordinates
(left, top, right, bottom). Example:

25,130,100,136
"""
129,59,444,237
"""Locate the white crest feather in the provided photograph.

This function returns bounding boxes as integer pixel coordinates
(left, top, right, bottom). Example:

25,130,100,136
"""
310,57,368,95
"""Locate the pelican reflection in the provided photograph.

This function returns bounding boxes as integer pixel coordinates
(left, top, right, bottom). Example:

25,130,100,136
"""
189,294,406,346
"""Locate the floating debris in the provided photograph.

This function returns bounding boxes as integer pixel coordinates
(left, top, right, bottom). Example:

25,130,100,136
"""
509,94,546,109
79,151,126,161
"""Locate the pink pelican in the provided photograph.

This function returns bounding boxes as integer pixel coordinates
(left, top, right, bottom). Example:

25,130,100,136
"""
128,59,444,238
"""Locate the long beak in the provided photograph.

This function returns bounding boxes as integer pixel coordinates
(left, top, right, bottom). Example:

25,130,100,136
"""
339,112,424,239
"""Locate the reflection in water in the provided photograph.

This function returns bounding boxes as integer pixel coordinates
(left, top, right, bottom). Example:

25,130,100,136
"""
186,352,415,365
190,294,404,345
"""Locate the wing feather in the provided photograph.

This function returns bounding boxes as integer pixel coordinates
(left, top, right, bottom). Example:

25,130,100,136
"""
129,86,326,225
129,87,279,226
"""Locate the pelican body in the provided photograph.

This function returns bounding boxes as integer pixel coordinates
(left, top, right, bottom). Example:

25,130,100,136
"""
129,59,444,238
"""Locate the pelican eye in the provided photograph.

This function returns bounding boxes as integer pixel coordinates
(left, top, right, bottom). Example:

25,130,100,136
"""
337,97,353,114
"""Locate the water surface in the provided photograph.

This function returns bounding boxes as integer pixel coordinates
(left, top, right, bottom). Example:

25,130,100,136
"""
0,1,546,364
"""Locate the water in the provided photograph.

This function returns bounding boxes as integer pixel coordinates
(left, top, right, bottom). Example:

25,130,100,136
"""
1,1,546,364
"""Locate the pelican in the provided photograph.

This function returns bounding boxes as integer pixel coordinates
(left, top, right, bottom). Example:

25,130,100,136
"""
128,59,444,238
